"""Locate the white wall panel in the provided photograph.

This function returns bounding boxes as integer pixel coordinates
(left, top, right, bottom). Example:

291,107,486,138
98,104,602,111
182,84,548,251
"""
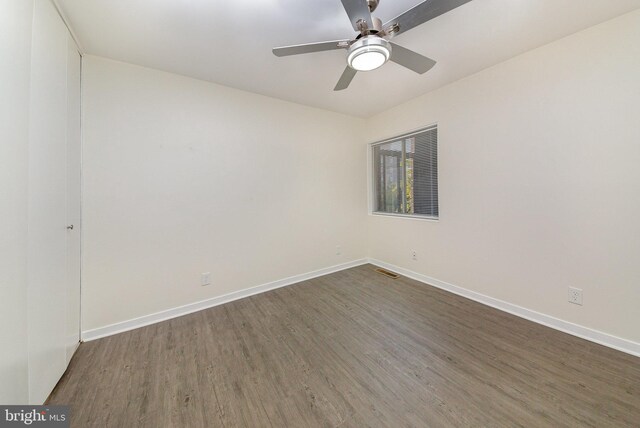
365,10,640,345
80,57,367,332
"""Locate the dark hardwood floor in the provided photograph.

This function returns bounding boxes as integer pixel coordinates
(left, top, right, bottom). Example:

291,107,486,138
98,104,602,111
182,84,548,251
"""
48,264,640,427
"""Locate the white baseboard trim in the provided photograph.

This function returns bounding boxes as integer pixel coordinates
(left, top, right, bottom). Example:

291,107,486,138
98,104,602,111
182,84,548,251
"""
368,258,640,358
82,257,640,358
82,259,368,342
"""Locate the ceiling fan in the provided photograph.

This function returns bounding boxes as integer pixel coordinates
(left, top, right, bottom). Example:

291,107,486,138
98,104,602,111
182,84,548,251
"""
272,0,472,91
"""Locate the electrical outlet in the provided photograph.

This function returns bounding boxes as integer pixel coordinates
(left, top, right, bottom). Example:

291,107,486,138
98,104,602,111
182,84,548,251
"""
411,251,417,261
568,287,583,305
336,245,342,256
201,272,211,286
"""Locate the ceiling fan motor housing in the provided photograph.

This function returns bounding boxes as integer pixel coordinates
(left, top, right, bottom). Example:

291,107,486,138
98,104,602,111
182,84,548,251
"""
357,16,384,34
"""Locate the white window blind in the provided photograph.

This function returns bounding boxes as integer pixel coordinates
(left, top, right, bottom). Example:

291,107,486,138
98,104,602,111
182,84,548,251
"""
372,126,438,218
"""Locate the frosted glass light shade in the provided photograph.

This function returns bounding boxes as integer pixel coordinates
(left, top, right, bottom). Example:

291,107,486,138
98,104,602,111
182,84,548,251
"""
347,37,391,72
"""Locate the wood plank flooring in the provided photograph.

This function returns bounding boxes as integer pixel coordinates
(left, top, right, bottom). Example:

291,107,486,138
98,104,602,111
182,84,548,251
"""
48,264,640,427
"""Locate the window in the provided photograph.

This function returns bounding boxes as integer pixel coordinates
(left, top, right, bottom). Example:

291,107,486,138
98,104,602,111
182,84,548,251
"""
372,126,438,219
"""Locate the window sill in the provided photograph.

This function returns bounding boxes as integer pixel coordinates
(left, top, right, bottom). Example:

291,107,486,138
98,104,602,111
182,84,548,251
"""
370,212,439,222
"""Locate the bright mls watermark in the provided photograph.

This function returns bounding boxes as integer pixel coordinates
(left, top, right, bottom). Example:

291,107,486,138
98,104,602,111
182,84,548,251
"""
0,406,69,427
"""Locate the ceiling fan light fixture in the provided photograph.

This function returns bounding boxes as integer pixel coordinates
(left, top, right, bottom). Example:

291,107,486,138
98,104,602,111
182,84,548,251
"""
347,36,391,72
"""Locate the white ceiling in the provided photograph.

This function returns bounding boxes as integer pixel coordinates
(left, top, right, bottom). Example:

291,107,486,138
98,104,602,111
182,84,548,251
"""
56,0,640,117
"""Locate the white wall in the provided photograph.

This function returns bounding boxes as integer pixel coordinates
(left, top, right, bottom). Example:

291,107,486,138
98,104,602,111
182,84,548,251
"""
365,10,640,345
0,0,34,405
81,56,367,332
79,8,640,352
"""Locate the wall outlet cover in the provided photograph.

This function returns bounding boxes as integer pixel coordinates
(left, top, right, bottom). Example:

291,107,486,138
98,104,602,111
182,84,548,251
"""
568,287,583,305
201,272,211,286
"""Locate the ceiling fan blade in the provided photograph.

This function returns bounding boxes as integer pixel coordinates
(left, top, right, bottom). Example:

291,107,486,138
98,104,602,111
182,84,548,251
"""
340,0,374,31
383,0,472,38
334,67,357,91
389,42,436,74
273,40,350,57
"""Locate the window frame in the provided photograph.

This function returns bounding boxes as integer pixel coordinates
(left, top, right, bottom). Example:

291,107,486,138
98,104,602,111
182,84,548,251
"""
368,124,439,222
